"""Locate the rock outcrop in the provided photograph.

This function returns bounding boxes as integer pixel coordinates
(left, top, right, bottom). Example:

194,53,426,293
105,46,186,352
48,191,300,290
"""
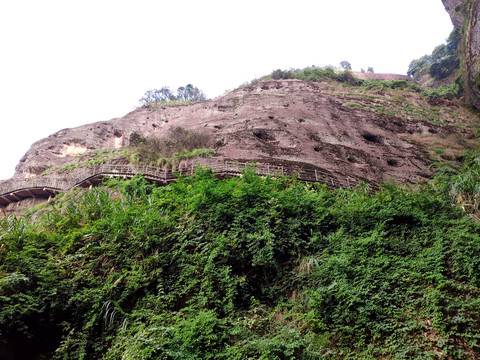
443,0,480,108
7,81,426,186
442,0,468,28
3,78,478,206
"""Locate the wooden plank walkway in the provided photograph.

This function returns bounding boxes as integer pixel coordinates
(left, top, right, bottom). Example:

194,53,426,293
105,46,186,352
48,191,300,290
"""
0,160,378,206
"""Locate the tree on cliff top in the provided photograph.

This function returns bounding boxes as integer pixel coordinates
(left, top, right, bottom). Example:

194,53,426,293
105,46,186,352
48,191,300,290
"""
340,60,352,70
407,29,460,81
139,84,207,105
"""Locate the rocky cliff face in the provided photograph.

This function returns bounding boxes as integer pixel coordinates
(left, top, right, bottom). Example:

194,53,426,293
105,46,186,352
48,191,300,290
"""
3,78,479,202
443,0,480,108
4,2,480,206
442,0,468,27
463,0,480,107
6,81,428,187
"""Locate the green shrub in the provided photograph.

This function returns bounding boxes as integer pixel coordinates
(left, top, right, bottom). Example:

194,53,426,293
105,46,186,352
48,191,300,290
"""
3,166,480,358
360,79,421,93
423,82,462,101
270,66,362,86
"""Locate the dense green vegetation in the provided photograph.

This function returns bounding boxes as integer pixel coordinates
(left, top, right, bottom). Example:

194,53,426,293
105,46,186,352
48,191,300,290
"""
269,66,461,101
2,157,480,358
271,67,362,86
438,150,480,213
407,29,461,82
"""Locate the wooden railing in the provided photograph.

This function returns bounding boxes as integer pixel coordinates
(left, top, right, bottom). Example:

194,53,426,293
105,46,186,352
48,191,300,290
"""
0,159,378,206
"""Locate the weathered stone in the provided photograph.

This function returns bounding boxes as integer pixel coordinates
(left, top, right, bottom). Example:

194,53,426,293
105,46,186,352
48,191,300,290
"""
442,0,467,28
443,0,480,108
3,78,477,204
463,0,480,108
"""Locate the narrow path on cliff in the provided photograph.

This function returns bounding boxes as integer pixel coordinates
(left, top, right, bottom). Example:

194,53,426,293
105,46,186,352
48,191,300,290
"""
0,160,378,207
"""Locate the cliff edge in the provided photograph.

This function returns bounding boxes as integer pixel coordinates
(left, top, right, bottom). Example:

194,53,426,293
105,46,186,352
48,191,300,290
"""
443,0,480,108
2,77,479,215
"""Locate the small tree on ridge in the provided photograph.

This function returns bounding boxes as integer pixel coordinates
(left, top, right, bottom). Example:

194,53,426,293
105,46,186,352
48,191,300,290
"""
139,84,207,105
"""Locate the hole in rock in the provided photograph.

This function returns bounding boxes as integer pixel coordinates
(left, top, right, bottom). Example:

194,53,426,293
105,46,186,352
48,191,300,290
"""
253,129,276,142
362,133,380,143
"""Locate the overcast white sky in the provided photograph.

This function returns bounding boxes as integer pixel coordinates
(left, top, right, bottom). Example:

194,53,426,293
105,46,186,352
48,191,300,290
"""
0,0,453,180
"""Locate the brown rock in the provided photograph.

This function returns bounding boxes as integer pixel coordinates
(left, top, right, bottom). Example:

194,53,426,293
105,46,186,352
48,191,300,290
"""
6,78,478,199
442,0,467,28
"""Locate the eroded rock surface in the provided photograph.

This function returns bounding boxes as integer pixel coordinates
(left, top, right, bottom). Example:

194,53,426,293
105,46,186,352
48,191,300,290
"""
4,79,478,200
442,0,467,28
443,0,480,109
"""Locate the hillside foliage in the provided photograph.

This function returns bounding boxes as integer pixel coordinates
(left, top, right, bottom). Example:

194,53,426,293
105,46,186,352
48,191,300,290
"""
2,159,480,358
269,66,462,101
407,29,461,82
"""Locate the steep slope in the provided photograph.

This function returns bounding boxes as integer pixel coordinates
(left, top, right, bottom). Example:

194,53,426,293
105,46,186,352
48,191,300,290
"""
3,168,480,359
3,79,479,202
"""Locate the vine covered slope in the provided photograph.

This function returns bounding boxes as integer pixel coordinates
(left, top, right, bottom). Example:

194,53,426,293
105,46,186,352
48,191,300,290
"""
2,167,480,358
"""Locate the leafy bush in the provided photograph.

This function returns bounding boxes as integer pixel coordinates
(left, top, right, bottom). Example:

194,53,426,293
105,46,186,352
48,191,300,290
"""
2,166,480,358
270,66,362,86
423,82,462,101
359,79,422,93
437,151,480,212
270,64,465,102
